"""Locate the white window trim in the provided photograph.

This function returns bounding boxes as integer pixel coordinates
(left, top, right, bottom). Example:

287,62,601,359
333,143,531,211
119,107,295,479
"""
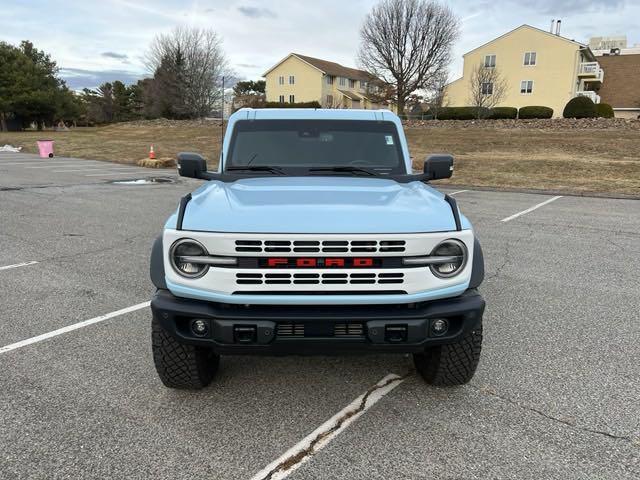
289,94,295,103
289,75,295,84
523,51,537,66
278,95,285,103
520,80,534,95
481,82,494,96
484,54,496,68
278,76,285,85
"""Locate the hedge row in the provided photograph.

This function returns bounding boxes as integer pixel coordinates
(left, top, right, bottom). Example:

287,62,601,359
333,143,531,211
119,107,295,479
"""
420,100,614,120
488,107,518,119
432,106,553,120
263,101,321,109
436,107,482,120
518,106,554,119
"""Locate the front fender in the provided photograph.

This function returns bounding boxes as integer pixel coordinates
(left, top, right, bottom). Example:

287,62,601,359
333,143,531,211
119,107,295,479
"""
469,237,485,289
150,235,167,290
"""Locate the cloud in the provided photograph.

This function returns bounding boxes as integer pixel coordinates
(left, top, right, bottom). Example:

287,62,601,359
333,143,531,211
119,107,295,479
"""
101,51,129,60
59,68,144,90
521,0,626,15
237,6,276,18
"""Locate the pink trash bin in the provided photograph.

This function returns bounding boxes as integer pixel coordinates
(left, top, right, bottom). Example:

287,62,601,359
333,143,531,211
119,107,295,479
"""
37,140,55,158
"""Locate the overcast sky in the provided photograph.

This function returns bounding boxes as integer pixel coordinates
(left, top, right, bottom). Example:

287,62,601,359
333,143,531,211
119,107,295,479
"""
1,0,638,89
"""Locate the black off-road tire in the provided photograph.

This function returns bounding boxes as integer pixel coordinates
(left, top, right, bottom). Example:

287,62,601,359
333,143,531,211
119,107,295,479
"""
152,316,219,389
413,322,482,386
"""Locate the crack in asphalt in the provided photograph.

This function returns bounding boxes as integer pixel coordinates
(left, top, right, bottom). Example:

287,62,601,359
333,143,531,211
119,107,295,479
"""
474,385,636,444
486,241,512,281
520,220,640,239
258,370,414,480
41,235,149,264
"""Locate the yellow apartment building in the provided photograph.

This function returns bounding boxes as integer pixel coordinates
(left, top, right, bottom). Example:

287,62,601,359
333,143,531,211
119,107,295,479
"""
263,53,395,111
445,25,604,117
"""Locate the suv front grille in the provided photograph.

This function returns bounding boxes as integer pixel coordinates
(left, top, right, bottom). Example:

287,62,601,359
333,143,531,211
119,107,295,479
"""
275,322,365,338
234,239,406,254
236,272,404,285
334,323,364,337
276,323,305,337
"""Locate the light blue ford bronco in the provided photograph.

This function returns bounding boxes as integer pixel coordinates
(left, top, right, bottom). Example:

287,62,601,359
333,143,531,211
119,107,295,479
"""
150,108,485,389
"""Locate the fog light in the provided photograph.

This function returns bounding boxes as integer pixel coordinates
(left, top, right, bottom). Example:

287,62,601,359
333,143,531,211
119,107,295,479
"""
431,319,449,336
191,319,209,337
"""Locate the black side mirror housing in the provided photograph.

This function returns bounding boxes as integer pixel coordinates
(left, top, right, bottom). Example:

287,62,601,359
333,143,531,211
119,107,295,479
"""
177,152,208,179
423,154,454,180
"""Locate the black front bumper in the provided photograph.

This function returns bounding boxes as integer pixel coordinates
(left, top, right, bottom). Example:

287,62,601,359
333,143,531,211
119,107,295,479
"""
151,289,485,355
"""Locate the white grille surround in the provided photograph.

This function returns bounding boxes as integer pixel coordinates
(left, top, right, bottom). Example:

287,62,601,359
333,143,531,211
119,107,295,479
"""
163,229,475,302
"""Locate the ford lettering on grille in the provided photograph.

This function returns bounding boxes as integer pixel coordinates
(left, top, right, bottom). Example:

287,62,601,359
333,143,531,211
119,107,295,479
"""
261,257,379,268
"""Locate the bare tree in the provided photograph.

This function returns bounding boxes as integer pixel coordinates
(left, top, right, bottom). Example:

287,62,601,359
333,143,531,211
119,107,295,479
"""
468,63,508,118
321,93,345,109
145,26,231,118
424,71,449,119
358,0,459,115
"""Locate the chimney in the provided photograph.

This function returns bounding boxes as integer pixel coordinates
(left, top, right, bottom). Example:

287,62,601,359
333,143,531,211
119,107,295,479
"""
556,19,562,36
550,19,555,34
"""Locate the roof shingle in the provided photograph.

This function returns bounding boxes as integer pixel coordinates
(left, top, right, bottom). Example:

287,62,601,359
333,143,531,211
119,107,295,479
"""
293,53,374,81
597,54,640,108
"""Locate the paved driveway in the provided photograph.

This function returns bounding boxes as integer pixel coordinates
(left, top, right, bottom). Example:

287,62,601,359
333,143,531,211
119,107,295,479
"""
1,152,638,479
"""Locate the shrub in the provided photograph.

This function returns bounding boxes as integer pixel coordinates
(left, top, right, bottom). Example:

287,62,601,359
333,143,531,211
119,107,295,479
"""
563,96,597,118
437,107,482,120
263,101,321,109
488,107,518,119
595,103,614,118
518,106,554,119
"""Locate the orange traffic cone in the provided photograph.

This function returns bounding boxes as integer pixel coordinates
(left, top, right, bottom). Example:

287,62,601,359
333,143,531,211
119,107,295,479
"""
149,145,156,159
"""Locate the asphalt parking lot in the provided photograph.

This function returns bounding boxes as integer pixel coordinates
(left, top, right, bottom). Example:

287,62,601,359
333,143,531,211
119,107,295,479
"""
1,152,639,479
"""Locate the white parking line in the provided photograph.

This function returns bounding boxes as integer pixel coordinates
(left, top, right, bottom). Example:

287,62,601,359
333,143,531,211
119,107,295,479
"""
0,261,39,271
449,189,469,195
0,302,150,354
249,373,406,480
501,195,563,222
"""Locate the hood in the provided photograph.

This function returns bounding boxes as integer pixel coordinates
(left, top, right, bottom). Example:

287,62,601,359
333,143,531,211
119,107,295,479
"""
176,177,460,234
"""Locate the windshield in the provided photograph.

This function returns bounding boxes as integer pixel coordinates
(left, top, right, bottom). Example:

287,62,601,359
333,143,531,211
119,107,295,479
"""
225,119,407,174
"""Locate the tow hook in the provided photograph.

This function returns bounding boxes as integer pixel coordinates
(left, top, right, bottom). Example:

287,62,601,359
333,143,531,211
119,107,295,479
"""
385,325,408,343
234,325,257,344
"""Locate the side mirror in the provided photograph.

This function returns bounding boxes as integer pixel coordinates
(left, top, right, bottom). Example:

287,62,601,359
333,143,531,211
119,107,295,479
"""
423,154,454,180
177,152,208,179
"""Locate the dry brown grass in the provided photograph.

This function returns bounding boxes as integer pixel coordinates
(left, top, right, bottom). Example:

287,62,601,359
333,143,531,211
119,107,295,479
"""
2,121,639,196
0,121,223,167
407,126,640,196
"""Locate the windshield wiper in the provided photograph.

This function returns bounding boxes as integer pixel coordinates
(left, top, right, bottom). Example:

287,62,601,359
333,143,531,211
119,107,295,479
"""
226,166,285,175
309,166,378,176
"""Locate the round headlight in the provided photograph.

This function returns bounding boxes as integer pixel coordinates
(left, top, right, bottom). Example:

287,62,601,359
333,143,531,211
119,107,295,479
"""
170,239,209,279
429,239,467,278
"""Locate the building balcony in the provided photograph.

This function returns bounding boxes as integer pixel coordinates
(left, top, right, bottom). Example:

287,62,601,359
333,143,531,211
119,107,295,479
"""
576,90,601,104
578,62,604,83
